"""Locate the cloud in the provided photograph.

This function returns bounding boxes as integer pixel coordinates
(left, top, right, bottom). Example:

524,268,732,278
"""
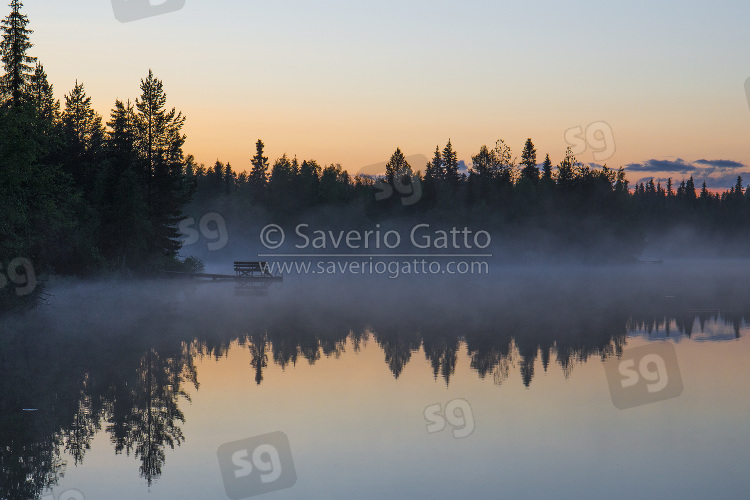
626,158,694,173
626,157,750,190
693,159,745,170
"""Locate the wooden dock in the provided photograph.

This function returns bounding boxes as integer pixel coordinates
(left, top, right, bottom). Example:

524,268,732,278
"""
165,261,283,282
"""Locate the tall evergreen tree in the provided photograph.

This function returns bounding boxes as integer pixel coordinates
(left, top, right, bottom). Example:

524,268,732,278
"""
520,138,539,183
384,147,413,185
134,70,194,259
62,81,104,197
249,139,269,202
99,98,150,266
425,145,443,182
541,154,553,183
299,159,321,206
685,176,696,201
0,0,35,107
28,62,57,122
556,148,576,189
491,139,515,186
443,139,459,187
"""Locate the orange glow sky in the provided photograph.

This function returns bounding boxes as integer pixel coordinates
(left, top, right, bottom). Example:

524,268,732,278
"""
19,0,750,188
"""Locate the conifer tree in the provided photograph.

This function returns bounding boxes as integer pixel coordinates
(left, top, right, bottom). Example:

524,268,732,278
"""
685,176,696,201
556,148,576,189
134,70,194,259
425,145,443,182
105,99,137,174
443,139,459,187
541,154,553,183
28,62,57,122
384,147,413,185
520,138,539,183
0,0,35,107
700,181,709,201
491,139,515,185
249,139,269,202
62,81,104,197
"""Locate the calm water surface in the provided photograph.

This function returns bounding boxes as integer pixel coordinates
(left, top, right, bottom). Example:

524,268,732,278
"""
2,263,749,499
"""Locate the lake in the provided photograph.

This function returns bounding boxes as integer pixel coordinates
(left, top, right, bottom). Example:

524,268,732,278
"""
1,262,749,499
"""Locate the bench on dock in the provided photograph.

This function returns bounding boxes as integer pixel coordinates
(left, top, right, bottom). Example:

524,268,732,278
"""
234,261,277,278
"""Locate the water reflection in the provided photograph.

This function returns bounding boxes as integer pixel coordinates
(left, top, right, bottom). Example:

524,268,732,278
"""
1,268,749,499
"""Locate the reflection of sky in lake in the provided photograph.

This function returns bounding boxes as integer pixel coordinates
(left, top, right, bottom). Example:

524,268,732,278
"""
37,331,750,499
4,267,750,500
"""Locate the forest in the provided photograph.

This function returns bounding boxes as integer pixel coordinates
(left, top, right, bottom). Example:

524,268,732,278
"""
2,1,750,310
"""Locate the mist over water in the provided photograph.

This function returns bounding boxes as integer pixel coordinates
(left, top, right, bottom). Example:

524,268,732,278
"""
2,261,750,499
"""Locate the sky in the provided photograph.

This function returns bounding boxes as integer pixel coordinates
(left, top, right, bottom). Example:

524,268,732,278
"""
17,0,750,188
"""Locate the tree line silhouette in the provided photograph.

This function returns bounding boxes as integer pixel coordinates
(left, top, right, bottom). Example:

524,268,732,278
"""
3,0,750,311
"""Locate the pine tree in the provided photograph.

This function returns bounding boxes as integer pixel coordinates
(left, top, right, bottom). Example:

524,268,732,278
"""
105,99,136,175
685,176,696,201
269,154,297,211
700,181,709,201
556,148,576,189
134,70,193,259
491,139,515,186
299,159,321,206
28,62,57,122
470,145,495,179
443,139,459,187
249,139,269,202
425,145,443,182
541,154,553,183
520,138,539,183
384,147,413,185
0,0,35,107
98,99,149,266
62,81,104,197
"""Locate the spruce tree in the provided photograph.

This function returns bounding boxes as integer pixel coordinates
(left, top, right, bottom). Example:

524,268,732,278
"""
520,138,539,183
685,176,696,201
249,139,269,202
425,145,443,182
384,147,413,185
0,0,35,107
556,148,576,190
491,139,515,186
28,62,57,122
443,139,459,187
105,99,136,175
62,81,104,197
541,154,553,183
99,99,149,266
134,70,194,259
